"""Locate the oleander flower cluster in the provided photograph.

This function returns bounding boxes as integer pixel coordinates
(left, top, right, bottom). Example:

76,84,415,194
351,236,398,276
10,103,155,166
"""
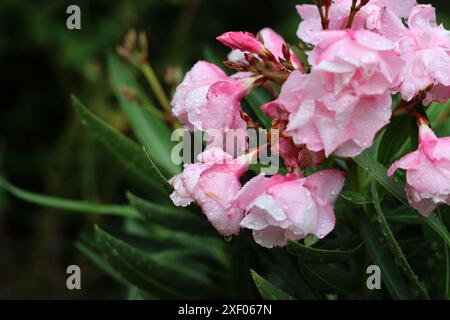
168,0,450,248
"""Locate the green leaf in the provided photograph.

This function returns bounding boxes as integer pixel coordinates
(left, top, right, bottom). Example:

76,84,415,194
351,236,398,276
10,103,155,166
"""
354,151,407,205
76,236,136,292
126,192,215,236
378,114,411,166
108,54,179,175
142,147,172,194
93,226,219,299
119,222,229,273
297,262,360,297
244,87,273,128
340,191,372,205
71,95,163,190
250,270,296,300
356,213,412,299
304,234,319,247
420,208,450,299
421,213,450,249
0,175,140,218
287,240,362,263
427,100,450,126
370,181,429,299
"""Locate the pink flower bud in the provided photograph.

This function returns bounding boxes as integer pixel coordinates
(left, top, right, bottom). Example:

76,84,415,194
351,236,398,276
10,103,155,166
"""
216,31,264,53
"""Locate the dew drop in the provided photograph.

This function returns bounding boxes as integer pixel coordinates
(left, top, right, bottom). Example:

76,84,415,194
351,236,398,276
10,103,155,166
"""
224,235,233,242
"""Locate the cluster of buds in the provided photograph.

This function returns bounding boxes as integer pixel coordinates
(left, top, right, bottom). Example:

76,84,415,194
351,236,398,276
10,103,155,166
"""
218,28,304,83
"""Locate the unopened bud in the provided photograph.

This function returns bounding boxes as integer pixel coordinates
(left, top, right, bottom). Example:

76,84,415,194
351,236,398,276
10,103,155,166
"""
217,31,264,54
124,29,137,52
244,53,257,67
138,31,148,55
360,0,370,6
282,43,291,62
223,60,248,72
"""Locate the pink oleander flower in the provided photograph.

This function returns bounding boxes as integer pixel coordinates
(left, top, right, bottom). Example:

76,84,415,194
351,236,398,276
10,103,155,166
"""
398,5,450,102
169,147,252,236
236,169,345,248
388,123,450,216
308,29,403,96
226,28,302,70
263,70,392,157
171,61,254,131
296,0,416,45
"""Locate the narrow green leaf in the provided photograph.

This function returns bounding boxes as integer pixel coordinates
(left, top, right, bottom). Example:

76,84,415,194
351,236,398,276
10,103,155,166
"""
356,213,412,299
244,87,273,128
287,240,362,263
371,181,430,299
378,114,411,166
340,191,372,205
142,146,172,194
427,100,450,124
71,95,162,190
421,214,450,248
108,54,179,175
297,262,360,297
250,270,296,300
93,226,219,299
126,192,215,236
0,175,140,218
354,151,408,205
76,237,135,291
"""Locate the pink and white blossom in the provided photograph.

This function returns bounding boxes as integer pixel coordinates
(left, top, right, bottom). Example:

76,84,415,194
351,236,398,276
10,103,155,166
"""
171,61,254,131
263,71,392,157
397,5,450,102
308,29,403,96
388,123,450,216
169,147,250,236
296,0,416,44
236,170,345,248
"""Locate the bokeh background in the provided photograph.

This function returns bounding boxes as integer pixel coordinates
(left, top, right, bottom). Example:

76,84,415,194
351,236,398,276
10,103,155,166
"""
0,0,448,299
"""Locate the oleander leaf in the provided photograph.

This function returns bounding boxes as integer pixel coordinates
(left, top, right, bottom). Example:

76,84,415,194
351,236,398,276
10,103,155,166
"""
0,175,140,218
250,270,296,300
71,95,163,190
108,54,179,175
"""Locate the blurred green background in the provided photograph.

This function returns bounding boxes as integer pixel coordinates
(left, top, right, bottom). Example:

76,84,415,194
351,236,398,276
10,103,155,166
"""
0,0,447,299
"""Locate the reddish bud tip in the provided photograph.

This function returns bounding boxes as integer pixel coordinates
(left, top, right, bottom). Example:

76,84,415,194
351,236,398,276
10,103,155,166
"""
360,0,370,6
216,31,264,53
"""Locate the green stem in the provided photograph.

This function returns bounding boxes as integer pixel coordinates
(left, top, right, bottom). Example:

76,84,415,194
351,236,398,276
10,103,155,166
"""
370,181,430,299
141,63,172,113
